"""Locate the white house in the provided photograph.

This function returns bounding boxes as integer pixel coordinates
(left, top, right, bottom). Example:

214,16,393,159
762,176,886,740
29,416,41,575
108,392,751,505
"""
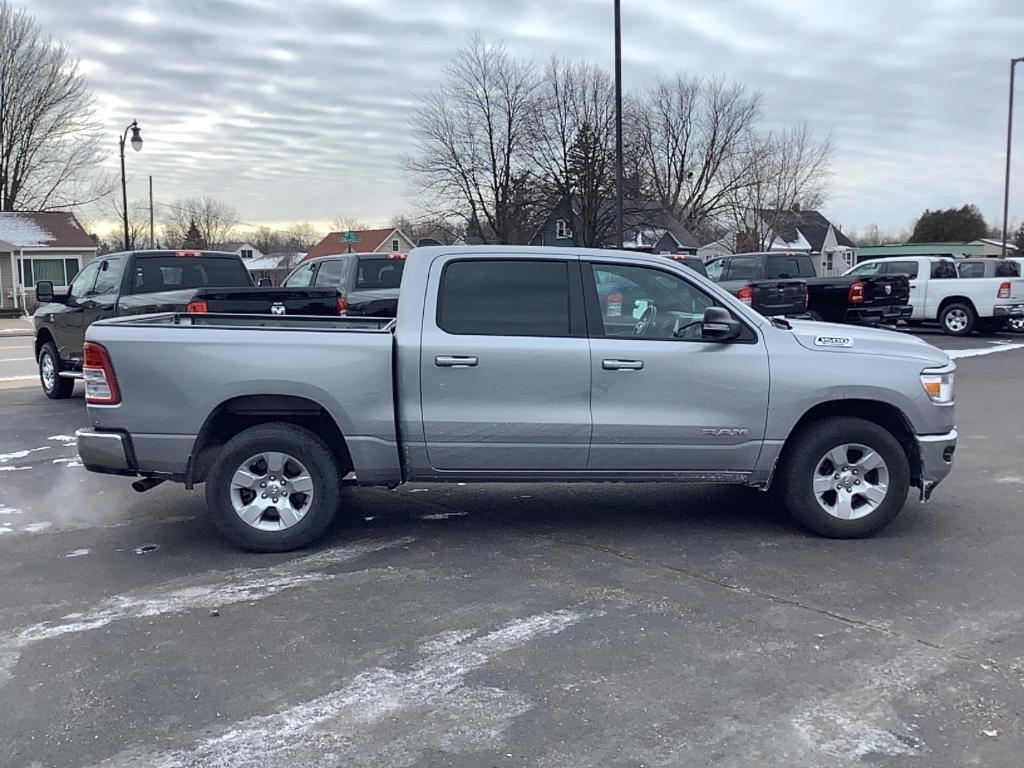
0,212,97,313
215,242,265,260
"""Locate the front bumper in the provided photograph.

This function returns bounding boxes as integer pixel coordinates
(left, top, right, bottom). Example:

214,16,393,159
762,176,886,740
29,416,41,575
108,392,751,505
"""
993,304,1024,317
76,428,136,477
915,429,957,501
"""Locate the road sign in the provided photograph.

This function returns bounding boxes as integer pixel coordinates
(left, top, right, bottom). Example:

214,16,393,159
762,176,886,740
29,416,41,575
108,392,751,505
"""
339,231,361,244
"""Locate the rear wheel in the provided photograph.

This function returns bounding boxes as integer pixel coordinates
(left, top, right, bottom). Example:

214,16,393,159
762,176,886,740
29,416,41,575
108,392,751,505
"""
939,302,976,336
38,341,74,399
1008,316,1024,333
205,423,341,552
779,417,910,538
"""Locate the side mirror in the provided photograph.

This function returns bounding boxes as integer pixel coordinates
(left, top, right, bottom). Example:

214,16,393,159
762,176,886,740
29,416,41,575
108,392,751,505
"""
257,277,273,287
701,306,742,341
35,280,55,304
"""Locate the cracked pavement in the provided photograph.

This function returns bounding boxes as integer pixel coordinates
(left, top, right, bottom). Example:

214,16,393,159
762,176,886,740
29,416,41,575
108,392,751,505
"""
1,333,1023,766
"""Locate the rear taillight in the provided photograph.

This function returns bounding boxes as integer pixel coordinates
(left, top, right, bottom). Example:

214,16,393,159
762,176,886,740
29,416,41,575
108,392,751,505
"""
998,281,1011,299
848,280,865,304
83,342,120,405
186,300,208,313
736,287,753,305
336,295,347,315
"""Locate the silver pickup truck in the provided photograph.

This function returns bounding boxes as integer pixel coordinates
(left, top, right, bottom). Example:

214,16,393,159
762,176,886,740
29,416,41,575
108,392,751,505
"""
77,246,957,551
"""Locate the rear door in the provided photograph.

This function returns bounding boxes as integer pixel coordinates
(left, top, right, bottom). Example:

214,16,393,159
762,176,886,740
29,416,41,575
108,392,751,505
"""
419,256,591,471
584,260,769,471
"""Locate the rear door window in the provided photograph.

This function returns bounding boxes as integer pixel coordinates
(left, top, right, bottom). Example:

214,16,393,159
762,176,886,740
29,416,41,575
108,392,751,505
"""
726,257,759,280
438,260,569,336
765,256,809,279
883,261,920,279
356,257,405,290
931,260,958,279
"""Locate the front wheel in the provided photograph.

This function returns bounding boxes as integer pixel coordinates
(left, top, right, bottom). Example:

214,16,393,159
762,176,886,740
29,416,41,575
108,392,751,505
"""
779,417,910,538
39,341,74,399
939,302,976,336
205,423,341,552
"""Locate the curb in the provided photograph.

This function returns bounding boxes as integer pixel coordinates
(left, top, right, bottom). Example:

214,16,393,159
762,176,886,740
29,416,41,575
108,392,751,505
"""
0,330,33,338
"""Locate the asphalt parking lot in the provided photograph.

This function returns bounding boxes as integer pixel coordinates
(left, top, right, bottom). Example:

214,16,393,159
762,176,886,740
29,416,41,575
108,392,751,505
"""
1,329,1023,767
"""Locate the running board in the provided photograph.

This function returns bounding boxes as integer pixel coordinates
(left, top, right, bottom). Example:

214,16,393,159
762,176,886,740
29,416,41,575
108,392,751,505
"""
58,371,83,379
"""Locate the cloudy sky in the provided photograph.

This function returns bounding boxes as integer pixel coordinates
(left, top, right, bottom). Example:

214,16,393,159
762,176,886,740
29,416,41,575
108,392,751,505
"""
28,0,1024,237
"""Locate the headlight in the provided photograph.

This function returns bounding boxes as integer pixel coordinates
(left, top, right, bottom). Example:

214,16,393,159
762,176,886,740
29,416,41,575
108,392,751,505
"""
920,370,955,404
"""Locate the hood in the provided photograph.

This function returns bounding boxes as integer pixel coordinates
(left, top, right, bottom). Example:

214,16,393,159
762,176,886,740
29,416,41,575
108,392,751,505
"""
786,319,950,367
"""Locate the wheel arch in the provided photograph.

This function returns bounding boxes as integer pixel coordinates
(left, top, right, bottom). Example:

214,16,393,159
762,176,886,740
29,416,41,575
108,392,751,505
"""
779,399,921,486
34,328,56,359
936,295,977,315
188,394,353,487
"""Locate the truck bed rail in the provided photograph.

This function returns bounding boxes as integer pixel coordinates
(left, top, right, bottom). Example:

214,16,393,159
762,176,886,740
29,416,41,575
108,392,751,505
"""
94,312,396,333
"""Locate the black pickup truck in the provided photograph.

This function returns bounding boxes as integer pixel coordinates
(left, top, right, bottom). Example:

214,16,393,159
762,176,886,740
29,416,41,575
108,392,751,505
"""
705,252,911,324
704,255,808,316
32,250,339,398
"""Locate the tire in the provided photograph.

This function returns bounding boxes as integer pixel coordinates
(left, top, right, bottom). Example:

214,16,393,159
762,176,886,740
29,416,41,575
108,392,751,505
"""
205,423,341,552
38,341,74,399
939,302,975,336
779,416,910,538
1008,316,1024,333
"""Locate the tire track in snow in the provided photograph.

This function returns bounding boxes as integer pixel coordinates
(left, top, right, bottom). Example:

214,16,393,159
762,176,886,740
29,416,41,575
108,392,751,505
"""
90,608,602,768
0,537,414,685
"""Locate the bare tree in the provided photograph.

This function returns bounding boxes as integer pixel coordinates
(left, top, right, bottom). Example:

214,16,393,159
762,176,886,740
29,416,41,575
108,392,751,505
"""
241,222,323,253
110,197,150,250
632,75,762,233
725,122,834,252
406,34,539,243
529,58,621,247
161,196,239,248
330,216,369,233
391,213,460,245
0,1,108,211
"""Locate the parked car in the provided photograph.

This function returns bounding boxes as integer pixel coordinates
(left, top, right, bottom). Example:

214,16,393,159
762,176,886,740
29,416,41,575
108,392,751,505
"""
846,256,1024,336
78,246,957,552
661,254,708,277
1003,257,1024,331
704,254,809,316
32,250,341,398
706,252,911,324
282,252,406,317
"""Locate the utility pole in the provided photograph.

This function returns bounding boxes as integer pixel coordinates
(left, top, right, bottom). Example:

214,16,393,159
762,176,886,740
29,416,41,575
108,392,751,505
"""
1001,58,1024,258
614,0,624,249
149,175,155,249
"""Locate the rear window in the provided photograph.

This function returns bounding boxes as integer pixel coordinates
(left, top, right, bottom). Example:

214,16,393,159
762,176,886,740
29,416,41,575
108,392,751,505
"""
995,261,1020,277
356,257,405,290
438,260,569,336
131,256,251,292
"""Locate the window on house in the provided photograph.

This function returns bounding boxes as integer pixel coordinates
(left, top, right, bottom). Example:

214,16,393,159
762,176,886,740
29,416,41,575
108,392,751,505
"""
555,219,571,240
824,252,834,272
18,258,80,287
240,249,253,259
391,238,400,252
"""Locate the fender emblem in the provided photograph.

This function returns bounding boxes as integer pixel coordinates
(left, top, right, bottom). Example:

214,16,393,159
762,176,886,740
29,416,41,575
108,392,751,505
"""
702,428,749,437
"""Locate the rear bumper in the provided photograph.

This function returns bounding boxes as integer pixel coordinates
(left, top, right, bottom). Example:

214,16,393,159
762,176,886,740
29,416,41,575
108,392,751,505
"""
846,305,913,323
915,429,957,501
76,428,136,476
993,304,1024,317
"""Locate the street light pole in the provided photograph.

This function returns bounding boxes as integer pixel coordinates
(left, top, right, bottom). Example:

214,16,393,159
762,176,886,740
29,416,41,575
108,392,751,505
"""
614,0,624,249
1000,58,1023,258
119,120,143,251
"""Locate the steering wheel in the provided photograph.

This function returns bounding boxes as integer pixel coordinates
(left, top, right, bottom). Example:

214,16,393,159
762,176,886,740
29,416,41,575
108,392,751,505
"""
633,304,657,336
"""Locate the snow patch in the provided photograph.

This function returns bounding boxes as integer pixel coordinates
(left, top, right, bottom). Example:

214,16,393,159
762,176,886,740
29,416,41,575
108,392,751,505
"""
88,609,601,768
996,476,1024,485
0,466,30,472
47,435,78,443
0,447,48,463
0,507,22,515
421,512,468,521
22,522,52,533
65,548,90,558
947,342,1024,360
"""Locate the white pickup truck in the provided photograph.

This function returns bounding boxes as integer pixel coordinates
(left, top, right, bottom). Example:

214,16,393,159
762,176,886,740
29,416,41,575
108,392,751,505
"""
846,256,1024,335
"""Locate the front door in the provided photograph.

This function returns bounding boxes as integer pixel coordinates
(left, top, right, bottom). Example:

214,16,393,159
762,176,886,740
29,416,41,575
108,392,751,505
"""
52,260,101,363
419,257,591,471
584,260,770,472
81,257,125,331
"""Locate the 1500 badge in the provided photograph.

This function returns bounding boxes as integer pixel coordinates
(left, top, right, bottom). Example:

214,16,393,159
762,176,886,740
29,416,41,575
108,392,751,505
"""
814,335,853,348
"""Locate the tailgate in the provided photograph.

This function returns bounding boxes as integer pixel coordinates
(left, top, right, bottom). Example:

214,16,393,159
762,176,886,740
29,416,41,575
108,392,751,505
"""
752,280,808,316
197,288,340,315
862,275,910,306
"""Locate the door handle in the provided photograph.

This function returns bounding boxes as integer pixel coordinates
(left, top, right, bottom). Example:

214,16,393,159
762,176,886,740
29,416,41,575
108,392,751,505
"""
602,359,644,371
435,355,478,368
